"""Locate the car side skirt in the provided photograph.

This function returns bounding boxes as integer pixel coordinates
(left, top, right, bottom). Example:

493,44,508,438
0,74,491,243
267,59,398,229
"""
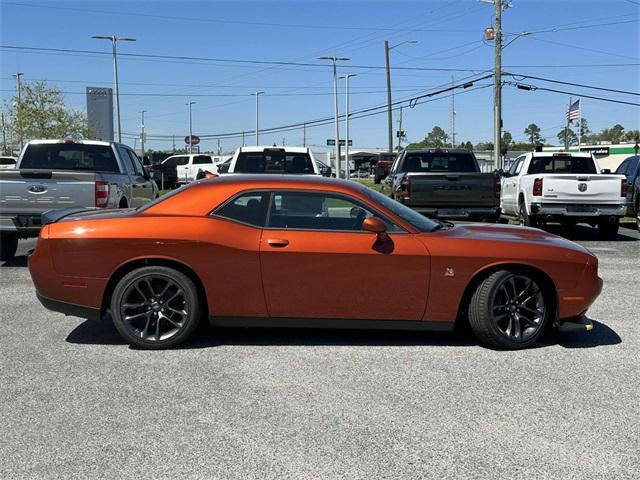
36,293,102,321
209,316,454,332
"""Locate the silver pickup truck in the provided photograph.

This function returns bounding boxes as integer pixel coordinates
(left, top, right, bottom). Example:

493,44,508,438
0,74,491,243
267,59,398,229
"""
0,139,158,261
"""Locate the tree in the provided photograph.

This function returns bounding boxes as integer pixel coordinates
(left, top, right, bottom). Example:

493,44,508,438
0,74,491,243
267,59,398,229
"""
578,118,591,142
407,126,449,148
459,140,474,151
502,131,513,151
623,129,639,143
599,124,625,144
557,127,578,146
524,123,545,146
4,81,91,142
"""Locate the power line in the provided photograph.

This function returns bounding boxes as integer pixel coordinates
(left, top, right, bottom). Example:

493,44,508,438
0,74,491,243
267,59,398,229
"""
506,82,640,107
504,73,640,96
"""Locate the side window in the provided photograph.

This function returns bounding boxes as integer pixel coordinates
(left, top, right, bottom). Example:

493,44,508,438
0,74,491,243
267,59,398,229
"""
117,145,136,176
267,191,401,232
213,192,269,227
508,156,525,176
615,159,629,175
193,155,213,165
126,150,145,176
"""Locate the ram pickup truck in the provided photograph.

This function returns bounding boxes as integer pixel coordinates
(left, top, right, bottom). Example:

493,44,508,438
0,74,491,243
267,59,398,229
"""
0,139,158,261
223,146,320,175
373,152,396,183
386,148,501,222
500,151,626,238
149,153,224,189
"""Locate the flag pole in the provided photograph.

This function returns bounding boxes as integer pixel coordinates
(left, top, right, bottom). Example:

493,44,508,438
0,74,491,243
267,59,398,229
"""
565,96,571,151
577,98,582,150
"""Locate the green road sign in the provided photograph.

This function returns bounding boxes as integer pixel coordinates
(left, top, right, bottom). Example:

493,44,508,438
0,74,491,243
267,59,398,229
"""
326,139,352,146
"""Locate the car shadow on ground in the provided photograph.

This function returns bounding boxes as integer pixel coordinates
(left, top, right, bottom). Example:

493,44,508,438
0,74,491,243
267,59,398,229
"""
541,223,638,242
66,317,621,350
0,255,29,268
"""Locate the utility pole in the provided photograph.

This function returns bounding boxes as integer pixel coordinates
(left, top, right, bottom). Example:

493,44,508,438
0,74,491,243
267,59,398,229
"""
91,36,136,143
492,0,503,170
217,139,221,155
251,91,264,145
185,101,195,154
140,109,146,161
12,72,24,152
384,40,417,154
565,96,571,151
172,135,175,153
397,105,403,151
1,112,7,154
242,131,245,147
450,76,456,148
303,123,306,147
342,73,357,181
319,56,349,179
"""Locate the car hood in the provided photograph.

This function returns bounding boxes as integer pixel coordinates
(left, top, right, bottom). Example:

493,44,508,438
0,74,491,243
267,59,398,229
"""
429,223,592,255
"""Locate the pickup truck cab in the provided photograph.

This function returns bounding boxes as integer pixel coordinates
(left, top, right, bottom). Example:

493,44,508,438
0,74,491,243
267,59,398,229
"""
0,139,158,261
615,155,640,227
153,154,224,188
224,146,320,175
386,148,501,222
501,151,626,238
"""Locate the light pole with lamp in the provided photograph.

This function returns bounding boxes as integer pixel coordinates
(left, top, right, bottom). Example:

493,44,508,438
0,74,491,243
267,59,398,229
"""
251,91,264,145
384,40,416,153
185,101,195,154
91,35,136,143
319,56,349,179
340,74,357,180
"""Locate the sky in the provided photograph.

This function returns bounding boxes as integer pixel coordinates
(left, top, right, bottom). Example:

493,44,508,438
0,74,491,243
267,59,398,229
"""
1,0,639,153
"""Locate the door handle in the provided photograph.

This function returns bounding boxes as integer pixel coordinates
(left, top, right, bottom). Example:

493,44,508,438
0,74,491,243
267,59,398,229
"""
267,239,289,247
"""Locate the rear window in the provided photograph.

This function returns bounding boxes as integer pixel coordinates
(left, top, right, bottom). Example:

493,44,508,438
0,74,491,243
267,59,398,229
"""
234,150,314,174
162,156,189,167
0,157,16,165
20,143,119,172
401,152,477,173
528,156,597,174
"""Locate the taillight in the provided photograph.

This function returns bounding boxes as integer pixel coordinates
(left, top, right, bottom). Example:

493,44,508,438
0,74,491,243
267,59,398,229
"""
532,178,543,196
95,181,110,208
621,178,628,197
494,175,501,199
400,176,411,199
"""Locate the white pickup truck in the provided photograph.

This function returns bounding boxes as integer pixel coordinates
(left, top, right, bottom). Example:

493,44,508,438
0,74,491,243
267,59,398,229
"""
0,139,158,261
221,146,320,175
500,151,627,238
154,154,224,188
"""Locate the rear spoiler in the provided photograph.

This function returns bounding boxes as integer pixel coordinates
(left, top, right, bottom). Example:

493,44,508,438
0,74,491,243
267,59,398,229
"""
41,208,96,226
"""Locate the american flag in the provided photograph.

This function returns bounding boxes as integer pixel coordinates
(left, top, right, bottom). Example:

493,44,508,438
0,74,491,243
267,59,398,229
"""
566,99,580,122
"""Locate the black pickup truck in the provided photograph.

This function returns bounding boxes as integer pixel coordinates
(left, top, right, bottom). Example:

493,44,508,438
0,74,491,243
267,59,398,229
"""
386,148,501,222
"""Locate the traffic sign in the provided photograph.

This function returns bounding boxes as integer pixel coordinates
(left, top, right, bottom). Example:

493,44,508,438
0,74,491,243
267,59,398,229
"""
326,139,352,146
185,135,201,145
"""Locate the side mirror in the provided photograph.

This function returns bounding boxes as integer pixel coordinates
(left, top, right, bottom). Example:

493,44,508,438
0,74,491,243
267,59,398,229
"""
362,216,389,243
601,169,611,174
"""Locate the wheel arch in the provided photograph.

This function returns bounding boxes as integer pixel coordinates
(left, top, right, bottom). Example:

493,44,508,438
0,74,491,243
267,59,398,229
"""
101,257,209,320
456,262,558,328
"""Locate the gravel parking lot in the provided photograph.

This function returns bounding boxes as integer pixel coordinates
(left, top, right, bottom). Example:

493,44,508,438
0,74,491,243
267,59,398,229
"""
1,224,638,479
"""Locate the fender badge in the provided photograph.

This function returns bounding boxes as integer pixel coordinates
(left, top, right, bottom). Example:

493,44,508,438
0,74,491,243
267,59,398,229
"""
445,267,455,277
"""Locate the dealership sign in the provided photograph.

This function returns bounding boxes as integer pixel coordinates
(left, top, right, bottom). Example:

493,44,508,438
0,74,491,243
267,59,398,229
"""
580,146,609,156
185,135,201,145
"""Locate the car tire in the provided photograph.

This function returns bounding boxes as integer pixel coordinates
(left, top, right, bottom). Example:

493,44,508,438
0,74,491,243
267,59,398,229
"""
597,217,619,239
468,270,550,350
0,232,18,262
518,203,538,228
110,266,201,349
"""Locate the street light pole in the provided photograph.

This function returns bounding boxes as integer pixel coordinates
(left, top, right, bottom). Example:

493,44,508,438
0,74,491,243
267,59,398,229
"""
319,56,349,179
140,110,146,161
251,91,264,145
12,72,23,152
493,0,503,170
185,101,195,154
91,35,136,143
341,74,357,181
384,40,416,154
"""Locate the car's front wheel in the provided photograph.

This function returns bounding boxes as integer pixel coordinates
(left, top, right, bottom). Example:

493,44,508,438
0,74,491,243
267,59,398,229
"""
468,270,550,349
110,266,201,349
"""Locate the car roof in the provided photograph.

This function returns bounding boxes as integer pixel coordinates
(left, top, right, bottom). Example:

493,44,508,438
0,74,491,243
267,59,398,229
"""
237,146,310,154
27,139,115,146
404,148,473,154
531,152,593,158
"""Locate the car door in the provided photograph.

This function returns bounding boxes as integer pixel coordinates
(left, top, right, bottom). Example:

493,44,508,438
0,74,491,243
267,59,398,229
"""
259,190,430,321
124,149,154,206
501,155,525,215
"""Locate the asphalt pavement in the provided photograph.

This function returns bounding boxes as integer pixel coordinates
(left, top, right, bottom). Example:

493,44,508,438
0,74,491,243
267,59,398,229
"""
1,224,638,479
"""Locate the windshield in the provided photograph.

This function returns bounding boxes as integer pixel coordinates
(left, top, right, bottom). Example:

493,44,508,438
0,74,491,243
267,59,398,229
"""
235,150,315,174
360,186,440,232
528,156,597,174
20,143,119,172
162,156,189,167
401,152,477,173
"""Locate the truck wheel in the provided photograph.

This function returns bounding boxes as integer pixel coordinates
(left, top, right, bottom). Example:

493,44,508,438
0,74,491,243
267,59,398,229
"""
0,232,19,262
110,266,201,349
518,203,538,228
374,175,381,184
597,217,619,240
468,270,550,349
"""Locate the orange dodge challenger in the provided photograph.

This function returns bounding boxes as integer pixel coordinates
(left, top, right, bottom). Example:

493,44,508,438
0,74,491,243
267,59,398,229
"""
29,175,602,350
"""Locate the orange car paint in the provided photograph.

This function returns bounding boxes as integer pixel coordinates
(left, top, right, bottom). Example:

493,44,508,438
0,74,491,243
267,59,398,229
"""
29,175,602,324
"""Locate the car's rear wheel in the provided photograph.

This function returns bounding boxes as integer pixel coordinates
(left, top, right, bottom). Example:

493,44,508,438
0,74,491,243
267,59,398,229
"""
469,270,549,349
518,203,538,228
0,232,18,262
110,266,200,349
